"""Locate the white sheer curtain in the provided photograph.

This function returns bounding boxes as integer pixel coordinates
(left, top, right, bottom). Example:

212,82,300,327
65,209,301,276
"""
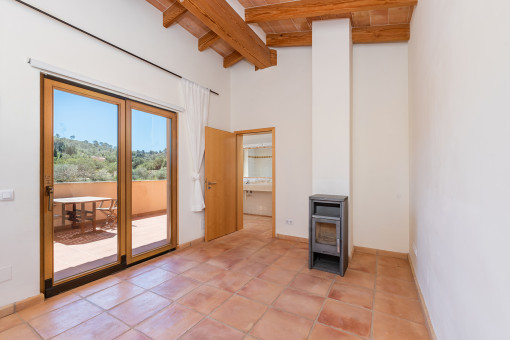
181,78,210,212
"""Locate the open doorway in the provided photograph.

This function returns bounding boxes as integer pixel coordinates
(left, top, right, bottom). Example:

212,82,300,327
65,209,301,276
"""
235,128,275,238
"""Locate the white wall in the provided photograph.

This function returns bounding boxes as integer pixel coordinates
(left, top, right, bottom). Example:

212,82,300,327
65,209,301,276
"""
353,43,409,253
231,43,409,248
0,0,230,307
231,48,313,239
312,19,352,196
408,0,510,339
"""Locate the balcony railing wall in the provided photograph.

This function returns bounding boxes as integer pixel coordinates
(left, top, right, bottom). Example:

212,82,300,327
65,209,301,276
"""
54,180,167,216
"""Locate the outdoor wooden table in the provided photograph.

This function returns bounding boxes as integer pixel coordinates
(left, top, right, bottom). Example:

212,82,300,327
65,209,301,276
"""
54,197,113,233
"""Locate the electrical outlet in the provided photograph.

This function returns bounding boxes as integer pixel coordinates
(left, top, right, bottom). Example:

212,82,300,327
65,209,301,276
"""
285,219,294,225
0,189,14,201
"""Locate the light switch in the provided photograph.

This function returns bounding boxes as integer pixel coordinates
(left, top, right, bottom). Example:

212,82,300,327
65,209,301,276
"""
0,189,14,201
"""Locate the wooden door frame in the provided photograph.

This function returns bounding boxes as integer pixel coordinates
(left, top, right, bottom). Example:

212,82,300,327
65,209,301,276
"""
125,101,178,264
41,77,127,291
234,127,275,238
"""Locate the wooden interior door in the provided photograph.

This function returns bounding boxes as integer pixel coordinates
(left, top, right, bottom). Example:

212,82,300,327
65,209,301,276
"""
204,127,237,241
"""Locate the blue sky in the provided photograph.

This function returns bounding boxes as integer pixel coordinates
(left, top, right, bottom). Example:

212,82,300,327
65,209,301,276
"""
54,90,169,152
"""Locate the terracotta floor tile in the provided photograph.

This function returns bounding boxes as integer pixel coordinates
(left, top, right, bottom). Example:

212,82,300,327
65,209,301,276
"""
178,286,232,315
226,247,258,258
273,288,325,320
318,299,372,338
377,255,410,268
284,248,309,260
269,240,299,250
52,312,129,340
115,329,151,340
335,269,375,289
242,239,269,250
0,314,23,333
309,323,363,340
5,216,432,340
250,308,313,340
178,248,223,262
127,268,175,289
72,276,122,297
211,295,266,332
376,276,419,299
249,249,282,265
86,282,145,309
206,254,243,270
114,263,156,280
329,282,374,309
181,263,226,282
0,323,40,340
257,266,297,286
300,267,337,280
374,291,425,324
349,253,377,274
151,276,200,300
207,271,251,293
180,318,244,340
290,273,332,297
229,259,268,277
273,255,307,272
136,304,203,339
28,299,102,339
17,291,81,321
159,257,201,274
373,312,429,340
355,247,377,255
109,291,171,326
238,278,285,305
377,263,414,281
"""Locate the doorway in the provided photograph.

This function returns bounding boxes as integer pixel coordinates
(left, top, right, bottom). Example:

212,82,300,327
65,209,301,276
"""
235,128,275,238
41,77,177,295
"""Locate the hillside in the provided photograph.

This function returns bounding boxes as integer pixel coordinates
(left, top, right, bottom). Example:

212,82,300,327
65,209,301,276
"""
53,136,168,182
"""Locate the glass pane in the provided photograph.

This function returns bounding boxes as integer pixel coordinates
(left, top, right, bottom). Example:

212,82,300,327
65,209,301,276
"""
52,89,119,282
315,222,336,246
131,109,171,256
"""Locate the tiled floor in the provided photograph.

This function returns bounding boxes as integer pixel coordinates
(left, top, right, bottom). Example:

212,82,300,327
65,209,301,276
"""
0,215,430,339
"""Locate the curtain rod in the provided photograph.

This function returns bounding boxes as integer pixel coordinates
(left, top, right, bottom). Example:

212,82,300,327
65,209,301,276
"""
13,0,220,96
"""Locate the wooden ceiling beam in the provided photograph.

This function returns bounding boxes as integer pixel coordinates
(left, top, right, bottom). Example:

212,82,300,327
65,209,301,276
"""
245,0,417,23
223,51,244,68
178,0,274,69
267,32,312,47
163,1,187,28
266,24,410,46
255,49,277,70
354,24,410,43
198,31,220,52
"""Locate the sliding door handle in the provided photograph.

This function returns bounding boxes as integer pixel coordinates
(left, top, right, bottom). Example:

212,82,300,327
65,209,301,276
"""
46,186,54,211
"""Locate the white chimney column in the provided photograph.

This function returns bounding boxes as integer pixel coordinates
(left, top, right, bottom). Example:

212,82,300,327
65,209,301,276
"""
312,19,353,254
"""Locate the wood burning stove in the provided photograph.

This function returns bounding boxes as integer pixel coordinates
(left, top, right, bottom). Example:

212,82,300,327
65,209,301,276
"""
309,195,348,276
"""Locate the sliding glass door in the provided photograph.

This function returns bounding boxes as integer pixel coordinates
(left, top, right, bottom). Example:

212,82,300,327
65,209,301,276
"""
126,102,177,263
42,78,176,294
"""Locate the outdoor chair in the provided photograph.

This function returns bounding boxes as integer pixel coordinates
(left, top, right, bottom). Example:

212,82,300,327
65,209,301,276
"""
97,199,118,228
